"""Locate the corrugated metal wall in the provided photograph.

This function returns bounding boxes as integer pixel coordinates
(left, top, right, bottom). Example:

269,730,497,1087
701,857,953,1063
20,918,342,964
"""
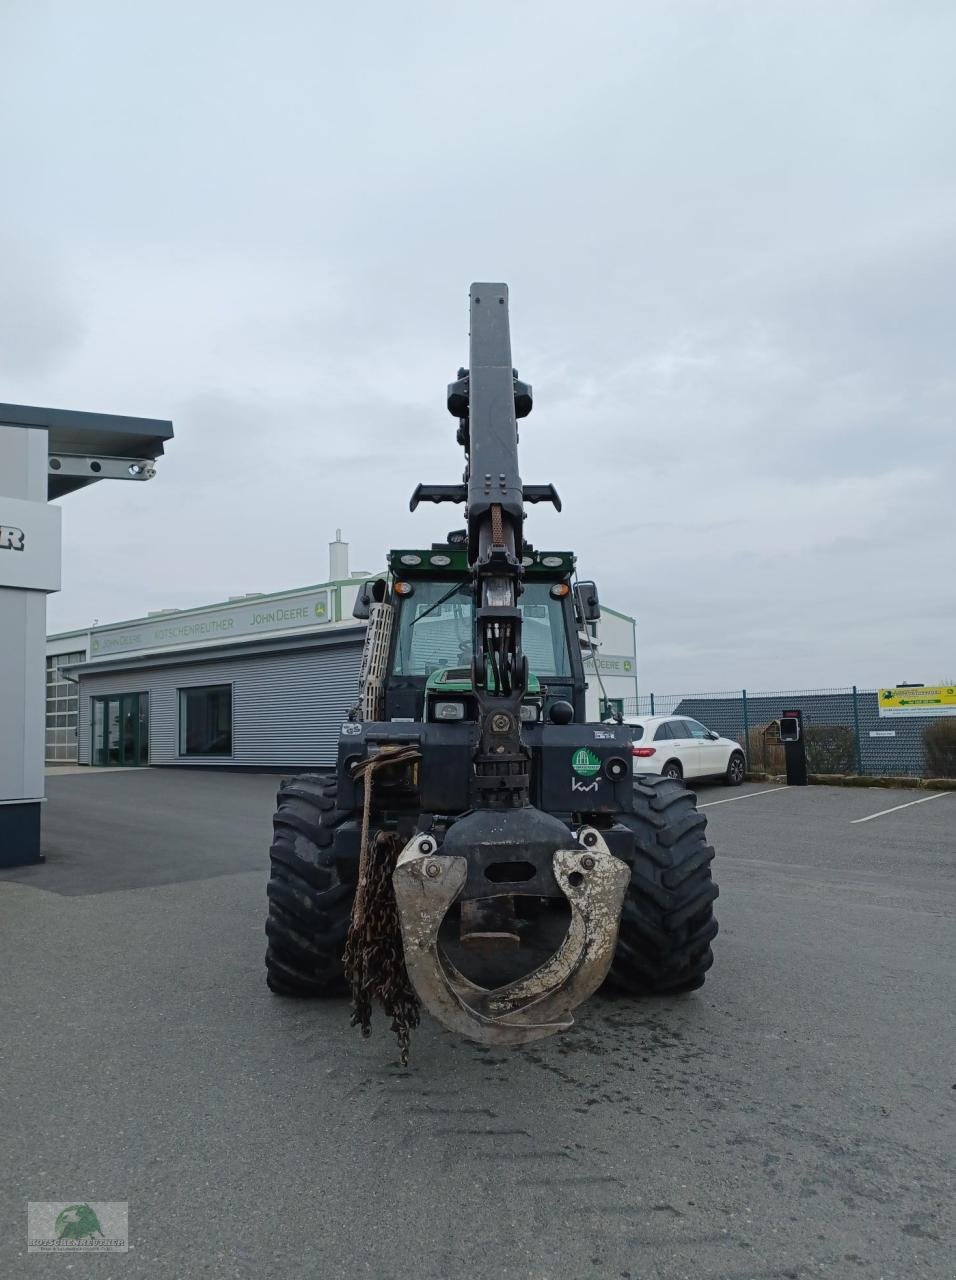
77,640,363,768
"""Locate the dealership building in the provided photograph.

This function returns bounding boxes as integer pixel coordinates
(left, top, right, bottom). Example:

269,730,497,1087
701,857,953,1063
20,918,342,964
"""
46,534,638,770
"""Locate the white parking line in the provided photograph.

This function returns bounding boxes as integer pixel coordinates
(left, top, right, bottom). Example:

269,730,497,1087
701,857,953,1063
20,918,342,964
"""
697,786,788,809
849,792,949,824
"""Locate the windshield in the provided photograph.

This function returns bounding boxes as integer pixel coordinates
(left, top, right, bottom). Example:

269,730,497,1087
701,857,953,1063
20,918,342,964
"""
392,580,572,678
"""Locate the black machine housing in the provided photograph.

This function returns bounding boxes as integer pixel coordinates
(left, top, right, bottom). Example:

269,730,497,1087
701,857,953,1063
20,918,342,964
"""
337,284,637,902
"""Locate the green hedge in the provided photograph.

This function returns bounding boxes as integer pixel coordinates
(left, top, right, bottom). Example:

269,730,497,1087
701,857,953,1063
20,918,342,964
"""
805,724,857,774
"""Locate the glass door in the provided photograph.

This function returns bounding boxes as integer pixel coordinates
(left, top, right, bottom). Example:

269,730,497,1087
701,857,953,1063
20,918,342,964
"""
92,699,107,765
137,695,149,764
93,694,149,766
106,698,121,764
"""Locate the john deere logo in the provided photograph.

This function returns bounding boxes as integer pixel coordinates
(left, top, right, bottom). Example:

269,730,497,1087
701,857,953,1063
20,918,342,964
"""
0,525,25,551
571,747,601,778
55,1205,104,1241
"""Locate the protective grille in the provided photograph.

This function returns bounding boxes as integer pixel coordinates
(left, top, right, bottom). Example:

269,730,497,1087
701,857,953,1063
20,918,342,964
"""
360,603,395,721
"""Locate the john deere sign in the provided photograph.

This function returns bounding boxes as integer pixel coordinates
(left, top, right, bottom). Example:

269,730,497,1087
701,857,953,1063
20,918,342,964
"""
878,686,956,718
90,589,330,658
583,653,634,677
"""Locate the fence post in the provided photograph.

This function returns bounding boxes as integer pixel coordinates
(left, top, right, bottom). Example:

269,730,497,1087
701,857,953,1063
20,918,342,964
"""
650,692,655,715
852,685,863,775
741,688,749,766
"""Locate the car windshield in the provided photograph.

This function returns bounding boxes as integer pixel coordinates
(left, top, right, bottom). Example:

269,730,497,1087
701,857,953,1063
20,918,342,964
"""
631,725,644,741
392,580,572,677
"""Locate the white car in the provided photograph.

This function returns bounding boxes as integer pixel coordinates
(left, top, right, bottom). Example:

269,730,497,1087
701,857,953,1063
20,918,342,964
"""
622,715,746,786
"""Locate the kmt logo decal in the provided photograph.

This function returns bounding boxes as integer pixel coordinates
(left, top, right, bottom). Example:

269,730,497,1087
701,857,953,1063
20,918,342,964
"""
0,525,25,551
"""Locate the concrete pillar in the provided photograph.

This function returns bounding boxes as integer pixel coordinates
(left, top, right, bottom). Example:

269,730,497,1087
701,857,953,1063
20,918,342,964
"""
0,426,60,865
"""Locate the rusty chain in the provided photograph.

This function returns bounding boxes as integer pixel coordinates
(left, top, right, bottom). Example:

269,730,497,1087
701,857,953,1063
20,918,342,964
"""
343,746,422,1064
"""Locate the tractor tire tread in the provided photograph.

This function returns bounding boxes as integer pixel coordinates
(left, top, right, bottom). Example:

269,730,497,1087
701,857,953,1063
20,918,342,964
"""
265,775,356,997
610,775,719,996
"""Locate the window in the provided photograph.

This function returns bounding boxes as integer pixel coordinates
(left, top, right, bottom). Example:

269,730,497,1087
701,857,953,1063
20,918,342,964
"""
520,583,572,677
179,685,232,756
391,580,572,678
630,724,645,741
393,581,472,676
684,720,712,739
45,650,84,763
653,722,675,741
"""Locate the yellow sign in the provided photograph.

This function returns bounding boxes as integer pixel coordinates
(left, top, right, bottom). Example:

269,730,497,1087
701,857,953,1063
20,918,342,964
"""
878,686,956,718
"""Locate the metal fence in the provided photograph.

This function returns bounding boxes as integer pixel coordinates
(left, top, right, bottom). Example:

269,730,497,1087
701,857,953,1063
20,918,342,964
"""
614,688,956,779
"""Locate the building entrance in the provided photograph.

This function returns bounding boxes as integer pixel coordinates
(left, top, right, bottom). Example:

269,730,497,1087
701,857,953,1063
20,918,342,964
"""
92,693,149,766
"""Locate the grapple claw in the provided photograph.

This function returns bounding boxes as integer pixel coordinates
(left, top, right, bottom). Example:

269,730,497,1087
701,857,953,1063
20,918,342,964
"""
392,827,629,1045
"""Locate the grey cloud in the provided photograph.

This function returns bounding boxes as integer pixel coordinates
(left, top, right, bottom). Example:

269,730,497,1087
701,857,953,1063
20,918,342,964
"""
0,233,84,378
0,0,951,690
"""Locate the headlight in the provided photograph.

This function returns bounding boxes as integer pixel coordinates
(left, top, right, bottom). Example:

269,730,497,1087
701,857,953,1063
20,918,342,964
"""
434,701,465,721
520,703,540,722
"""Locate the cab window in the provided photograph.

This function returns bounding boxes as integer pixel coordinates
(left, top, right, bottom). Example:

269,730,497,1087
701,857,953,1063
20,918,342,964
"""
393,581,472,676
392,579,572,678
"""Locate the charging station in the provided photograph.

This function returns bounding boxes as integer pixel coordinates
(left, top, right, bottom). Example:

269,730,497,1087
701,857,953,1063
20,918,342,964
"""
0,403,173,867
779,708,808,786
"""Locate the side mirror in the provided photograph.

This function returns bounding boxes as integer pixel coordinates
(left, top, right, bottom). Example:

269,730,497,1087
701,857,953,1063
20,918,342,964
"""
352,577,387,620
706,730,719,741
574,579,601,622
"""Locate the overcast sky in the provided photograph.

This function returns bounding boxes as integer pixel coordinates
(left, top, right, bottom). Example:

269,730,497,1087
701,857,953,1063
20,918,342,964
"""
2,1,953,691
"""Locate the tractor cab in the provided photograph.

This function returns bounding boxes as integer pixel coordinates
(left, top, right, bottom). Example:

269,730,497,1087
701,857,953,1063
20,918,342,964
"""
363,542,587,724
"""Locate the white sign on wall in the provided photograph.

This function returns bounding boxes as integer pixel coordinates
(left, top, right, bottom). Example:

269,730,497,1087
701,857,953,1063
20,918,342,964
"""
583,653,635,678
0,497,61,592
90,589,332,657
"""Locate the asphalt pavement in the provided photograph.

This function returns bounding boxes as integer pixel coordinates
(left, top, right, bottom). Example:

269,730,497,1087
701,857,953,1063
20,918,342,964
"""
0,770,953,1279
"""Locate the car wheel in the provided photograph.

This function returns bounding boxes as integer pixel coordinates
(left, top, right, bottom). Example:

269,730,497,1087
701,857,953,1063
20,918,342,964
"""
662,760,683,782
724,751,745,787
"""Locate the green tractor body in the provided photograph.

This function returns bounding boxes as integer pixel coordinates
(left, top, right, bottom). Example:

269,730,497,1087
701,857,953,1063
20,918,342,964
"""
265,287,718,1048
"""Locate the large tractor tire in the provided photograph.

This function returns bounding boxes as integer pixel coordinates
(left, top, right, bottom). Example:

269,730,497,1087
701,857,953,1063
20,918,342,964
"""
265,774,357,996
609,775,718,995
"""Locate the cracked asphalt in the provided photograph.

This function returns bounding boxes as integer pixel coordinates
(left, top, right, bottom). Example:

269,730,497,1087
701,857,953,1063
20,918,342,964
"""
0,770,952,1279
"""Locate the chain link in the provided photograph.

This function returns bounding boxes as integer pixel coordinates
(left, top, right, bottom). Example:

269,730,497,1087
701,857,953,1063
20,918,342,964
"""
343,747,422,1064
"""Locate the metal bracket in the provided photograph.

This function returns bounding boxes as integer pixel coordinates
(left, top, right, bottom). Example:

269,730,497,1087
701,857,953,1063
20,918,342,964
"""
392,827,629,1045
48,455,156,482
522,484,561,510
409,483,467,511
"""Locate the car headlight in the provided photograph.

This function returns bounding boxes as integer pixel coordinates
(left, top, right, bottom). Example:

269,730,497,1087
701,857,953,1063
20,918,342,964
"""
520,703,540,722
434,701,465,721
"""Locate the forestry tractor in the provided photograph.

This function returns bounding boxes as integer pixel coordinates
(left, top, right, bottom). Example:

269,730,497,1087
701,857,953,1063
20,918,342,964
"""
265,284,718,1054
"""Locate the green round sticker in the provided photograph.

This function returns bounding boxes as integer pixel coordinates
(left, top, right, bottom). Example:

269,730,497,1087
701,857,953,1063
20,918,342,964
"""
571,747,601,778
